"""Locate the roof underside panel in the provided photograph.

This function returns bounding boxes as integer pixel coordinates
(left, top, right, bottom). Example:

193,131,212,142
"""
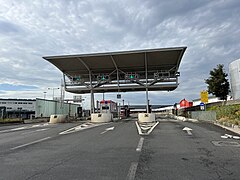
43,47,187,93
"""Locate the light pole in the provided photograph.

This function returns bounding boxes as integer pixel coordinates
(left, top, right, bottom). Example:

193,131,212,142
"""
48,87,60,100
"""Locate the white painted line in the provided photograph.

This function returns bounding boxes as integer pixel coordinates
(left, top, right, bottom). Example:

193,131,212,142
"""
221,135,228,139
32,125,40,127
183,127,193,135
59,122,110,135
21,128,49,135
0,126,29,133
36,128,48,132
136,137,144,152
100,126,115,134
126,162,138,180
225,134,233,138
11,137,51,150
233,136,240,140
135,121,143,135
100,130,108,134
147,121,159,135
186,130,192,135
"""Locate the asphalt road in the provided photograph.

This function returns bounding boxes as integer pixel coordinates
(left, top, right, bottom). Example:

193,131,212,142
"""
0,118,240,180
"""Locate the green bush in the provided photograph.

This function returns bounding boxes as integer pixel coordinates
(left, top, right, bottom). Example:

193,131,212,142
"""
208,104,240,125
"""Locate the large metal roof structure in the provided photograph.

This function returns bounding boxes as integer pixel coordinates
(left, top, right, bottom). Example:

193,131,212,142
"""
43,46,187,113
43,47,186,93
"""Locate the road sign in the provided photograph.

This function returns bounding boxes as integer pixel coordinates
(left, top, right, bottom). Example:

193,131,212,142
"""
73,95,82,102
117,94,121,99
200,91,208,103
200,102,205,110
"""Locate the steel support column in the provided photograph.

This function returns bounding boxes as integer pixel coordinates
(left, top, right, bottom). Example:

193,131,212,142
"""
78,58,95,114
145,53,149,113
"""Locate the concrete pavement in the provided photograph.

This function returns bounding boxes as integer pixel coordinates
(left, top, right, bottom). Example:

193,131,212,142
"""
0,119,240,180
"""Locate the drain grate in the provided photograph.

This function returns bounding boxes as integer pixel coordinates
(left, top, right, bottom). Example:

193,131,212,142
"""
212,141,240,147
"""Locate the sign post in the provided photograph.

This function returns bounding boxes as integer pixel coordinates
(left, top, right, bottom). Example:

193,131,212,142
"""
200,90,208,103
200,102,205,111
200,90,208,111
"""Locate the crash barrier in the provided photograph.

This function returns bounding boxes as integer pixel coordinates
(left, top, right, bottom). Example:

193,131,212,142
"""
49,114,68,124
91,113,112,123
138,113,156,123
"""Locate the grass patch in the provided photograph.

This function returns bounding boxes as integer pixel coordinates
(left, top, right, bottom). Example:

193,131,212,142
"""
208,104,240,125
0,118,23,123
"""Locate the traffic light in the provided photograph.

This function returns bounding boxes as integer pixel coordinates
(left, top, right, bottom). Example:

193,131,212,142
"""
125,73,139,80
73,75,81,82
97,74,110,82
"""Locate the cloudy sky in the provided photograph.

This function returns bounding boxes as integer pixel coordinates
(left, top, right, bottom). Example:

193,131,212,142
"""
0,0,239,108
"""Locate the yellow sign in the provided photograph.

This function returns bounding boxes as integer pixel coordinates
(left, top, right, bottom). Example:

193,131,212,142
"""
200,91,208,103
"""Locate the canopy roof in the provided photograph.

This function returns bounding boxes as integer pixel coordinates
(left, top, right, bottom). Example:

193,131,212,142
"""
43,47,186,93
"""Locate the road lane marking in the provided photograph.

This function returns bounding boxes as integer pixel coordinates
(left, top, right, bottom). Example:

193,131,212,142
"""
59,122,111,135
136,137,144,152
135,121,143,135
183,127,193,135
11,137,51,150
135,121,159,135
100,126,115,134
21,128,49,135
186,130,192,135
147,121,159,134
126,162,138,180
0,123,50,134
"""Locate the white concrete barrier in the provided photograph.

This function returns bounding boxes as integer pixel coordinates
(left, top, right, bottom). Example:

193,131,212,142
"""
49,114,68,124
91,113,112,123
138,113,156,123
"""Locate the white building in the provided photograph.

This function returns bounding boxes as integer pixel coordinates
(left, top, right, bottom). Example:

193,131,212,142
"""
229,59,240,100
0,98,36,112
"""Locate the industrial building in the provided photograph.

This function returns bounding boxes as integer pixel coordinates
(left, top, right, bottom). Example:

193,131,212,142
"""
0,98,82,119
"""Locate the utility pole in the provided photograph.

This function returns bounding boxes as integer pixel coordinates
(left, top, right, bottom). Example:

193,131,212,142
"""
48,87,60,100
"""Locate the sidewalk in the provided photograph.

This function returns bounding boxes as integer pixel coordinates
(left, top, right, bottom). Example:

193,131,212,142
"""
171,115,240,135
214,122,240,135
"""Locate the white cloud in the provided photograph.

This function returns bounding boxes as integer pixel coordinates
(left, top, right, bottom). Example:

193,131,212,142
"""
0,0,239,107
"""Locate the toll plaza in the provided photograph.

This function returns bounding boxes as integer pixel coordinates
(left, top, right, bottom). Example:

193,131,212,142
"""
43,47,186,123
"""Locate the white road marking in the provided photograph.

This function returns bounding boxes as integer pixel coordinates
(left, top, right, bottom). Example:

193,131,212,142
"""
136,137,144,152
100,126,115,134
221,135,228,139
147,121,159,134
32,125,40,127
221,134,240,139
186,130,192,135
135,121,143,135
126,162,138,180
0,123,50,134
11,137,51,150
60,122,110,135
233,136,240,140
21,128,49,135
0,126,28,133
183,127,193,135
135,121,159,135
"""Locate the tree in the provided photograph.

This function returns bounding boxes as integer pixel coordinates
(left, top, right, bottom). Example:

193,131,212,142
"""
205,64,230,100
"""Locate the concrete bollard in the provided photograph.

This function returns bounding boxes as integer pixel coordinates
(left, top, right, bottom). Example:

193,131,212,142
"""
91,113,112,123
138,113,156,123
49,114,68,124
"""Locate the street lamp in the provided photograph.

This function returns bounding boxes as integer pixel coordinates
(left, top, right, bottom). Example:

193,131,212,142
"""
48,87,60,100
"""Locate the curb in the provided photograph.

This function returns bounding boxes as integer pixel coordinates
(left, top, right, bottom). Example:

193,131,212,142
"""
172,115,199,123
214,123,240,135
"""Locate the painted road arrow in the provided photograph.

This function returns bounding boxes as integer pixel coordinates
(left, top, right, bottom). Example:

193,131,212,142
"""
101,127,115,134
183,127,193,135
